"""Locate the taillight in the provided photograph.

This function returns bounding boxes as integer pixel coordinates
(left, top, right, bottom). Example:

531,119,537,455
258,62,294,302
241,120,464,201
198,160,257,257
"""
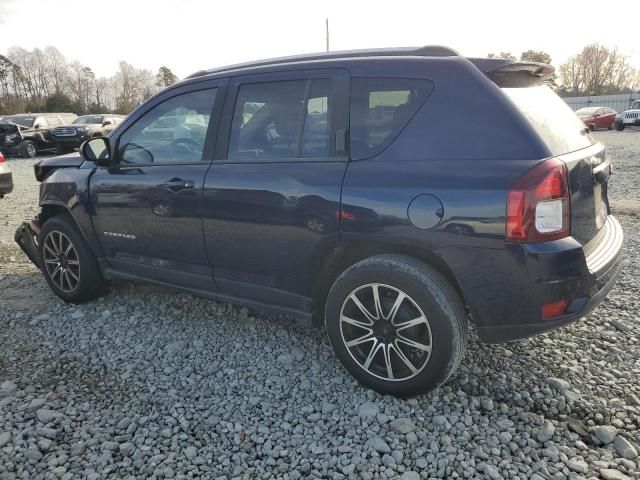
506,158,570,242
0,152,5,163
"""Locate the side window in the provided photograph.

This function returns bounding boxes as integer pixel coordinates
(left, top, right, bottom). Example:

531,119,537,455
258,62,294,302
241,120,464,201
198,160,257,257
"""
228,78,333,161
118,88,216,165
350,77,434,160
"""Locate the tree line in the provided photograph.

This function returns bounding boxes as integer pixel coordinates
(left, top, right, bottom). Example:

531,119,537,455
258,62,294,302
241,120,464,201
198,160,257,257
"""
1,43,638,117
0,46,178,116
488,45,640,97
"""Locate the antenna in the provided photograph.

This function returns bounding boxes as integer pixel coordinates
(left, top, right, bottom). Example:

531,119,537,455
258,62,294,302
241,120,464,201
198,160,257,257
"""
325,18,330,52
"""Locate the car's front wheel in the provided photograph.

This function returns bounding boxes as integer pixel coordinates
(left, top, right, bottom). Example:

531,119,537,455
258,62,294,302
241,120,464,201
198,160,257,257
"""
38,215,107,303
325,254,467,396
20,140,37,158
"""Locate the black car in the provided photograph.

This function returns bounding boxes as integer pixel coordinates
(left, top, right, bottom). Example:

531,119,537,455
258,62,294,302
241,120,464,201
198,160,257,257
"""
53,114,126,154
0,151,13,197
0,113,77,158
15,46,622,396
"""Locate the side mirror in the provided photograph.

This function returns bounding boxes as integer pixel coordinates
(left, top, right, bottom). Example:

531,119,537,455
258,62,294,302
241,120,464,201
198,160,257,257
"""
102,120,113,126
81,137,112,167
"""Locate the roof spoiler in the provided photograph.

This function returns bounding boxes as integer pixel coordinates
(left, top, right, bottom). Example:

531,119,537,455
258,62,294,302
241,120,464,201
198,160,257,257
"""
468,58,554,87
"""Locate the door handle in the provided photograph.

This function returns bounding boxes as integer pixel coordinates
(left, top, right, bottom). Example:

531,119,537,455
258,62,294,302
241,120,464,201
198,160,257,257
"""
162,179,195,191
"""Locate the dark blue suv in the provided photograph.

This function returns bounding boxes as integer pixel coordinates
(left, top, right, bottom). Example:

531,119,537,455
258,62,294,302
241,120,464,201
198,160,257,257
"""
15,46,623,396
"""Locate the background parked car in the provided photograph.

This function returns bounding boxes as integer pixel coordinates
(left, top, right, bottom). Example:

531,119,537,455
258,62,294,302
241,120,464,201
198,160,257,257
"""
0,151,13,197
53,114,126,154
614,100,640,130
0,113,76,158
575,107,617,130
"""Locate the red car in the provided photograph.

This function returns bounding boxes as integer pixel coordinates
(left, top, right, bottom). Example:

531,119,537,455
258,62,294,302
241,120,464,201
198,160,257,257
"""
575,107,617,130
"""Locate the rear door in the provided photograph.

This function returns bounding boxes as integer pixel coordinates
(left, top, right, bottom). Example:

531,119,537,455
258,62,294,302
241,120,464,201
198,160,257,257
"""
89,80,225,290
203,69,349,311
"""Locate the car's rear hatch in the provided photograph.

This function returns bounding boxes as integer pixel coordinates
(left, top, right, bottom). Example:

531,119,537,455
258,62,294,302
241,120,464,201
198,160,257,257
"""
471,58,611,245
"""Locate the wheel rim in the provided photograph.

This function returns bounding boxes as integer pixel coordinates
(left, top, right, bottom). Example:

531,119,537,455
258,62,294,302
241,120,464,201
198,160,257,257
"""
42,230,81,293
339,283,432,382
26,143,36,157
307,218,325,233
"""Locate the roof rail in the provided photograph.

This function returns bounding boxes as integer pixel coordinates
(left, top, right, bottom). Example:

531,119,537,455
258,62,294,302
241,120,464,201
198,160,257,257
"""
186,45,460,79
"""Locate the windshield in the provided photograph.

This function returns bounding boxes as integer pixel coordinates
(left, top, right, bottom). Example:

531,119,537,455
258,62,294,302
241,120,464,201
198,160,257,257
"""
4,116,35,127
575,107,598,115
631,101,640,110
73,115,103,125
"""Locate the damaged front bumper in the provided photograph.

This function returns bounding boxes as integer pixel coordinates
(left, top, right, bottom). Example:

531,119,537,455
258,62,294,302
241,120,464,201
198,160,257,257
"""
15,218,42,269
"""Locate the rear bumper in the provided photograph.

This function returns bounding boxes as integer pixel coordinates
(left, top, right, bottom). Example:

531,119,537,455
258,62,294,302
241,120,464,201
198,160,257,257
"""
473,215,623,343
15,219,42,269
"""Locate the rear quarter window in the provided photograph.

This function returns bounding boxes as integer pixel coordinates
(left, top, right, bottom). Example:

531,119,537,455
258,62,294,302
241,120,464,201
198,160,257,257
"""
502,85,594,155
350,77,434,160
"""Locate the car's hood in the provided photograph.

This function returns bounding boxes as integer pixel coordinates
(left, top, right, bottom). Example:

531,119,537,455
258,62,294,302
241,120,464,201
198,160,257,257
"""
34,153,84,181
623,109,640,114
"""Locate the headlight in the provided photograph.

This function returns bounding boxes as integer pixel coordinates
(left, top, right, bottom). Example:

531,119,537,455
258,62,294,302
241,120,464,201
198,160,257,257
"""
76,127,89,133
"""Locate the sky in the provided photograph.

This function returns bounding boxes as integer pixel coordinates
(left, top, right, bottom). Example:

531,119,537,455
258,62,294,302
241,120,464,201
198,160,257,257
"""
0,0,637,79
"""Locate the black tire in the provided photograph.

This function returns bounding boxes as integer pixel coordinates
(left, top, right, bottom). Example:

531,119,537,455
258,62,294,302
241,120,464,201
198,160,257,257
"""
38,215,107,303
325,254,467,397
20,140,37,158
615,123,625,131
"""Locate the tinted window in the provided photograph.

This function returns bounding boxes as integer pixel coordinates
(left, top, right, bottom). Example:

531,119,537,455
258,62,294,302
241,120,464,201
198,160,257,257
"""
118,89,216,164
503,85,593,155
229,80,307,160
350,78,433,160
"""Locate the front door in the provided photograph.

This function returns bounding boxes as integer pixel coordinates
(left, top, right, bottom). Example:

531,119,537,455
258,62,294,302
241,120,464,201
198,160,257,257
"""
89,82,224,290
203,69,349,313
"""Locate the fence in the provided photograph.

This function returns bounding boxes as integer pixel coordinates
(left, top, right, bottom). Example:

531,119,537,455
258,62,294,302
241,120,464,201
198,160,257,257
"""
562,93,639,113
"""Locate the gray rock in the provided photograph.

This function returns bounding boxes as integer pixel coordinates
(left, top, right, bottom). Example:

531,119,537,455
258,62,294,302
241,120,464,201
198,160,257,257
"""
119,442,135,455
600,469,630,480
184,445,198,460
28,398,45,410
565,458,588,474
0,380,17,396
25,448,43,462
36,409,58,423
593,425,618,445
537,420,555,442
366,437,390,453
390,417,416,434
545,377,571,394
358,401,379,418
399,472,420,480
432,415,447,426
483,464,501,480
613,436,638,459
0,432,11,448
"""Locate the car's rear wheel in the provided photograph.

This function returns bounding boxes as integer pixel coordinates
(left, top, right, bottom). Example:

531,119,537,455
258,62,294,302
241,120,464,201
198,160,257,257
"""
325,254,467,396
38,215,107,303
615,123,625,131
20,140,37,158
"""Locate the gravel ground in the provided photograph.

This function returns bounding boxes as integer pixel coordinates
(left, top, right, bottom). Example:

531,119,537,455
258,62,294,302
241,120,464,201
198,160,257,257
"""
0,132,639,480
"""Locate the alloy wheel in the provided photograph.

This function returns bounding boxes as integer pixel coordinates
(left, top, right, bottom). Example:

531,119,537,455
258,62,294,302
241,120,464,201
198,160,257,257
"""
42,230,81,293
26,143,36,157
339,283,432,381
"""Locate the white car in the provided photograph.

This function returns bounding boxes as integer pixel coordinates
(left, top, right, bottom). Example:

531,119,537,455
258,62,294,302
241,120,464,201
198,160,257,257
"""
615,100,640,130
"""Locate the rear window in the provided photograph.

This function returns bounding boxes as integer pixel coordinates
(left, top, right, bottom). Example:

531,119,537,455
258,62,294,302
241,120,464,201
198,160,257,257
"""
350,78,434,160
502,85,594,155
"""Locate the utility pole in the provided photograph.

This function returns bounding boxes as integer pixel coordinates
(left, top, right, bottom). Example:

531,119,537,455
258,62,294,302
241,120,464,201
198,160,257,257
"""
325,18,330,52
